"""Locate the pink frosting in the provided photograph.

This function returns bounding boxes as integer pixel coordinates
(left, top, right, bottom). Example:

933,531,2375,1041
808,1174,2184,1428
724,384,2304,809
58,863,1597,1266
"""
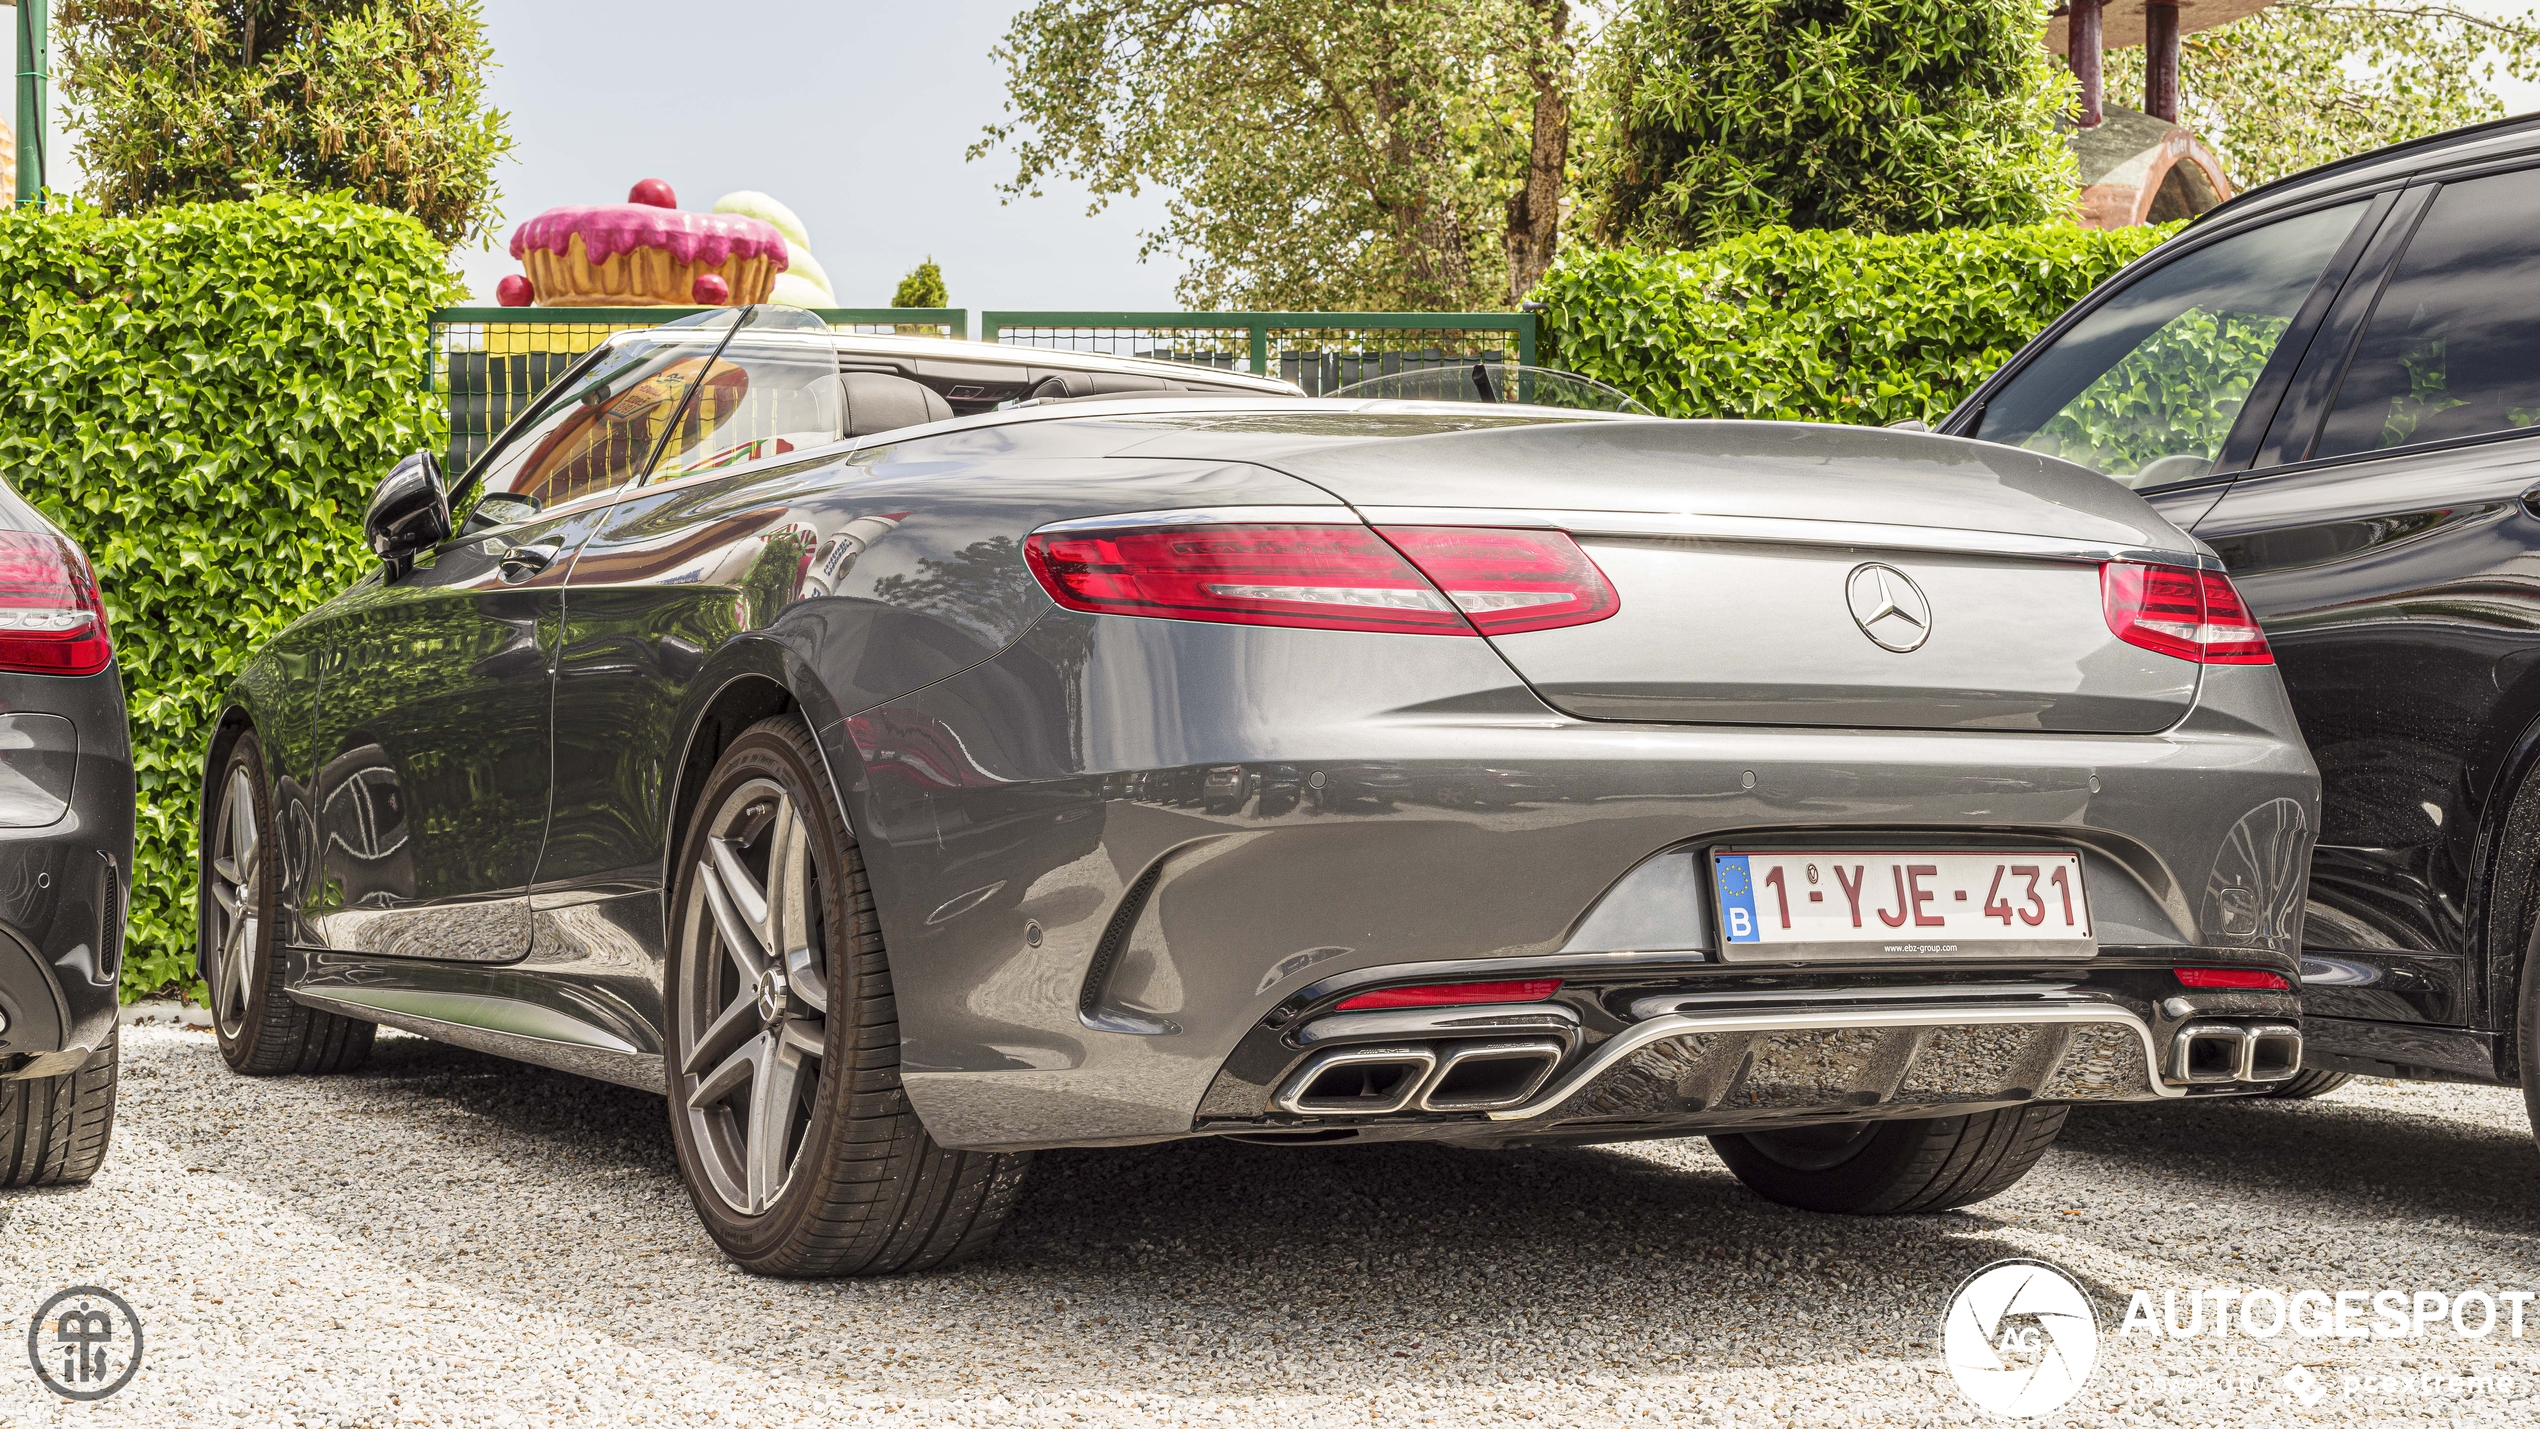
509,205,790,271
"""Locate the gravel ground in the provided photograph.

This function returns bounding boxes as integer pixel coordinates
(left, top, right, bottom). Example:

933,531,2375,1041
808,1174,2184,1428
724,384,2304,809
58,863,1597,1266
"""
4,1020,2538,1427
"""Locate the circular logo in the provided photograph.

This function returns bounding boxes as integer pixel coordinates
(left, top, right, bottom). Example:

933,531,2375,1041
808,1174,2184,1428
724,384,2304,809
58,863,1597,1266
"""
1941,1259,2097,1419
1846,563,1933,652
26,1285,143,1401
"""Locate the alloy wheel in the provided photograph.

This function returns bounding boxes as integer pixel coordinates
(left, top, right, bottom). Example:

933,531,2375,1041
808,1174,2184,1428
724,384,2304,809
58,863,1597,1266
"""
675,776,831,1215
206,765,261,1039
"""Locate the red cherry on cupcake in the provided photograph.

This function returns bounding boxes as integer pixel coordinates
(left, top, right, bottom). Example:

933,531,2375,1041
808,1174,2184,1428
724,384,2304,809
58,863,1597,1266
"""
691,274,731,306
628,178,677,208
496,274,534,307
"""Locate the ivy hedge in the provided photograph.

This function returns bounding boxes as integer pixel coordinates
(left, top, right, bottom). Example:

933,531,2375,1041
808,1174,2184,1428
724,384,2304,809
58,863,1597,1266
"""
1535,221,2179,426
0,193,456,999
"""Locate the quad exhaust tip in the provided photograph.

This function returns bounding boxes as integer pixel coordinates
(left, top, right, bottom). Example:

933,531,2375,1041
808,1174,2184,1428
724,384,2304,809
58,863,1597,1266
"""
1274,1038,1565,1117
2170,1020,2302,1085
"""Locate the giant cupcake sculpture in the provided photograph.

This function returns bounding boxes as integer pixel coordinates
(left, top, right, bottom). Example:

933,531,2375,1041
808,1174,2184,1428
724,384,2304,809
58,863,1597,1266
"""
501,179,790,307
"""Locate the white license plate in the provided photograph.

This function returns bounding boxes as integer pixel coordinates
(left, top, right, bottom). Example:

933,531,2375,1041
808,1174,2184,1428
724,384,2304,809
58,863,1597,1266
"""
1713,850,2094,961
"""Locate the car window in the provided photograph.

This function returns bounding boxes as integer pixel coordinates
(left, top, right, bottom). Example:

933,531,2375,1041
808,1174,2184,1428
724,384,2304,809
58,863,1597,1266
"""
2314,170,2540,460
646,336,848,483
1973,201,2367,488
463,329,736,522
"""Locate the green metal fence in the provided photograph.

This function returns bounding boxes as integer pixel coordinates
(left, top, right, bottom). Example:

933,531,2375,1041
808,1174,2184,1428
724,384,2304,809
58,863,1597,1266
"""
981,310,1535,395
428,306,1533,473
431,306,967,475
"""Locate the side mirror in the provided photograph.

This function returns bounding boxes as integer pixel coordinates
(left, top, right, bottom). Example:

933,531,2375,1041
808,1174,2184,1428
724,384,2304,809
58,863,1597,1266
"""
365,451,452,579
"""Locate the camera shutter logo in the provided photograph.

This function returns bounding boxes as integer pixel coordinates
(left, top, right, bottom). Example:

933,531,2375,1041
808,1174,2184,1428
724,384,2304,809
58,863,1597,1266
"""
26,1285,143,1401
1942,1259,2098,1418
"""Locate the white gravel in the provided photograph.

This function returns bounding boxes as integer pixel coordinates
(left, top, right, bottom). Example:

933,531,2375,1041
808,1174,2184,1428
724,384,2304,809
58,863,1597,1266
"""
4,1018,2538,1426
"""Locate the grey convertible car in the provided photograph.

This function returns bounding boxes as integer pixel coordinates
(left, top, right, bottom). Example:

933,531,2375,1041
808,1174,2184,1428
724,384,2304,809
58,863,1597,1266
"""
200,308,2319,1276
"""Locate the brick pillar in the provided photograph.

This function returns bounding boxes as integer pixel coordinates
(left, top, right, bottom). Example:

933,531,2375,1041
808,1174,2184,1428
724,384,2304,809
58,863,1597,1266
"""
2071,0,2105,128
2145,0,2181,122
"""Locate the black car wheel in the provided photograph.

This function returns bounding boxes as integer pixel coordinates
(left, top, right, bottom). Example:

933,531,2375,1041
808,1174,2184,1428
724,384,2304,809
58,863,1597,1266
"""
2265,1068,2352,1099
204,732,374,1076
665,716,1029,1276
0,1022,117,1186
1710,1104,2068,1213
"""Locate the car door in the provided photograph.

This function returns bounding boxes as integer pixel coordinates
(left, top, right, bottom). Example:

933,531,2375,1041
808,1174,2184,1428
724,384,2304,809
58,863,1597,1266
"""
2192,164,2540,1030
305,319,740,960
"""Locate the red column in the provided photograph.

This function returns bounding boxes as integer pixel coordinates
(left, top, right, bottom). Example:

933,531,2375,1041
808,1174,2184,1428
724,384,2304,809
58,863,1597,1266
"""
2145,0,2181,122
2071,0,2105,128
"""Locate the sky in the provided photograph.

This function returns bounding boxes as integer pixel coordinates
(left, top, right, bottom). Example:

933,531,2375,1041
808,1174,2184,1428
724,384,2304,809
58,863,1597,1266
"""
25,1,2540,310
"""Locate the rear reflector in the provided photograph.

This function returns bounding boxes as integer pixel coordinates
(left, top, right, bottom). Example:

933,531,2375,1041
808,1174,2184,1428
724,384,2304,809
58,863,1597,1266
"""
1374,527,1619,635
0,531,112,676
1333,978,1563,1012
1023,522,1619,636
2174,966,2291,990
2101,562,2272,665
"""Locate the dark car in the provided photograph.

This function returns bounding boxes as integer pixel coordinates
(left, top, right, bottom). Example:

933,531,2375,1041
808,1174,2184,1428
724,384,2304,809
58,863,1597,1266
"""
1944,114,2540,1123
0,479,135,1186
202,309,2316,1277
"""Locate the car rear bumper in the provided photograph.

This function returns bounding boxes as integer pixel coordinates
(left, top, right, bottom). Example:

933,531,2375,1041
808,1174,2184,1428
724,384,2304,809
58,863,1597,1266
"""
832,617,2317,1151
0,667,135,1079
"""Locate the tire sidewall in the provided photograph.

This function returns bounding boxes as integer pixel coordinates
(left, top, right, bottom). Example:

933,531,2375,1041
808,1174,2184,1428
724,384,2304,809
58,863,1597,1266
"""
662,722,862,1264
206,735,284,1071
1710,1119,1930,1213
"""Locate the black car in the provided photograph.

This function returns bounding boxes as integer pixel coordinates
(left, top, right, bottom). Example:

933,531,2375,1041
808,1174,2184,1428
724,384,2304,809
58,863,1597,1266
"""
0,480,135,1186
1946,114,2540,1126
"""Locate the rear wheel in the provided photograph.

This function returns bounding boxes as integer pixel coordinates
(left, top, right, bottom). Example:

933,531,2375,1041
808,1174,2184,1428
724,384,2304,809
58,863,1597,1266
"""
204,732,374,1076
2265,1068,2353,1099
0,1024,118,1186
1710,1104,2068,1213
665,716,1030,1276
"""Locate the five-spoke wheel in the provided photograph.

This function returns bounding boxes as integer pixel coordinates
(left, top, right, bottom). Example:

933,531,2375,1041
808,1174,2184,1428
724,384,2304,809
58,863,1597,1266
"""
663,715,1030,1275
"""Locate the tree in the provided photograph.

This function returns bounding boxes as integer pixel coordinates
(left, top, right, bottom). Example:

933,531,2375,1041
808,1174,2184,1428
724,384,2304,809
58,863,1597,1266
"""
971,0,1580,310
56,1,513,248
2105,3,2540,192
1583,0,2077,250
892,256,948,308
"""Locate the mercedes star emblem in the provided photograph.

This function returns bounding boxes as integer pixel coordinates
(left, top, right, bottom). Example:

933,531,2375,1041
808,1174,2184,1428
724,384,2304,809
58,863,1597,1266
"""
1846,563,1932,652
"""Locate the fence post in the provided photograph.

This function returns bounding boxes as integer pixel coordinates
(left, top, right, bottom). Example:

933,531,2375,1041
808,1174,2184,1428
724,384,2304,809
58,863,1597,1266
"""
1518,312,1537,371
1247,317,1270,376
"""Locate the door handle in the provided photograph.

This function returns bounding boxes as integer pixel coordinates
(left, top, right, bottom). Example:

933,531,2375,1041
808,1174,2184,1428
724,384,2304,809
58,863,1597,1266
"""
498,541,564,583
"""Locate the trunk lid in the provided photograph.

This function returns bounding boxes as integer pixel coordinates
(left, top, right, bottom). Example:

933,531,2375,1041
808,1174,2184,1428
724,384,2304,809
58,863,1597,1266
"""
1219,420,2207,734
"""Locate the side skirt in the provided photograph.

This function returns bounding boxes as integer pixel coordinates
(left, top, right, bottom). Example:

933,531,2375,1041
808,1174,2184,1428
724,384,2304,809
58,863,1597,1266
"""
2302,1014,2510,1085
286,980,665,1092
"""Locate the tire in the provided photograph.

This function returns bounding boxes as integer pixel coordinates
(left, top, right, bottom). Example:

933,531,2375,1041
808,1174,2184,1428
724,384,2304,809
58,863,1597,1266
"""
203,732,375,1076
1710,1104,2068,1214
0,1024,118,1186
2265,1068,2352,1099
664,715,1031,1276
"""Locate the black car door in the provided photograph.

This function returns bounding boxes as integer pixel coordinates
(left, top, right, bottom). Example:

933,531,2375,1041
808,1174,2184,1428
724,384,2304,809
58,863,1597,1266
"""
2192,164,2540,1031
305,320,739,960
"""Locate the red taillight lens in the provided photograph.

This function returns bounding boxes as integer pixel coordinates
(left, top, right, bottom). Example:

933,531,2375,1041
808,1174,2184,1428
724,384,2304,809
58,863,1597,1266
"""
1023,523,1471,634
2174,966,2291,990
1332,978,1563,1012
1374,526,1618,634
2101,562,2272,666
0,531,111,676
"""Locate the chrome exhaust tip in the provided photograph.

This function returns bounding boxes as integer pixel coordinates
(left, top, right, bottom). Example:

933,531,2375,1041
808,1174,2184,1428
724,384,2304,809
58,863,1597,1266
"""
1273,1045,1438,1115
2245,1022,2303,1082
2170,1022,2249,1085
1418,1038,1566,1112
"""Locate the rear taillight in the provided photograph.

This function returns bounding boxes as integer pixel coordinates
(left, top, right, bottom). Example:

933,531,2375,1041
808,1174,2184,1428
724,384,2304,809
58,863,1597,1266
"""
1333,978,1563,1012
2100,562,2271,665
1374,526,1619,635
1022,522,1618,636
0,531,111,676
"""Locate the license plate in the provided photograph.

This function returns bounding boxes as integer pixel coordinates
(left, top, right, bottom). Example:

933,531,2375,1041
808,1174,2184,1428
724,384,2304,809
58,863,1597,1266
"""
1713,850,2094,961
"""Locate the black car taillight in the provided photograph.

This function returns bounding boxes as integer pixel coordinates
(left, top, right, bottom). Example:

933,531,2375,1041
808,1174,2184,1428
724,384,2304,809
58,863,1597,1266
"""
0,530,112,675
1022,522,1617,636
